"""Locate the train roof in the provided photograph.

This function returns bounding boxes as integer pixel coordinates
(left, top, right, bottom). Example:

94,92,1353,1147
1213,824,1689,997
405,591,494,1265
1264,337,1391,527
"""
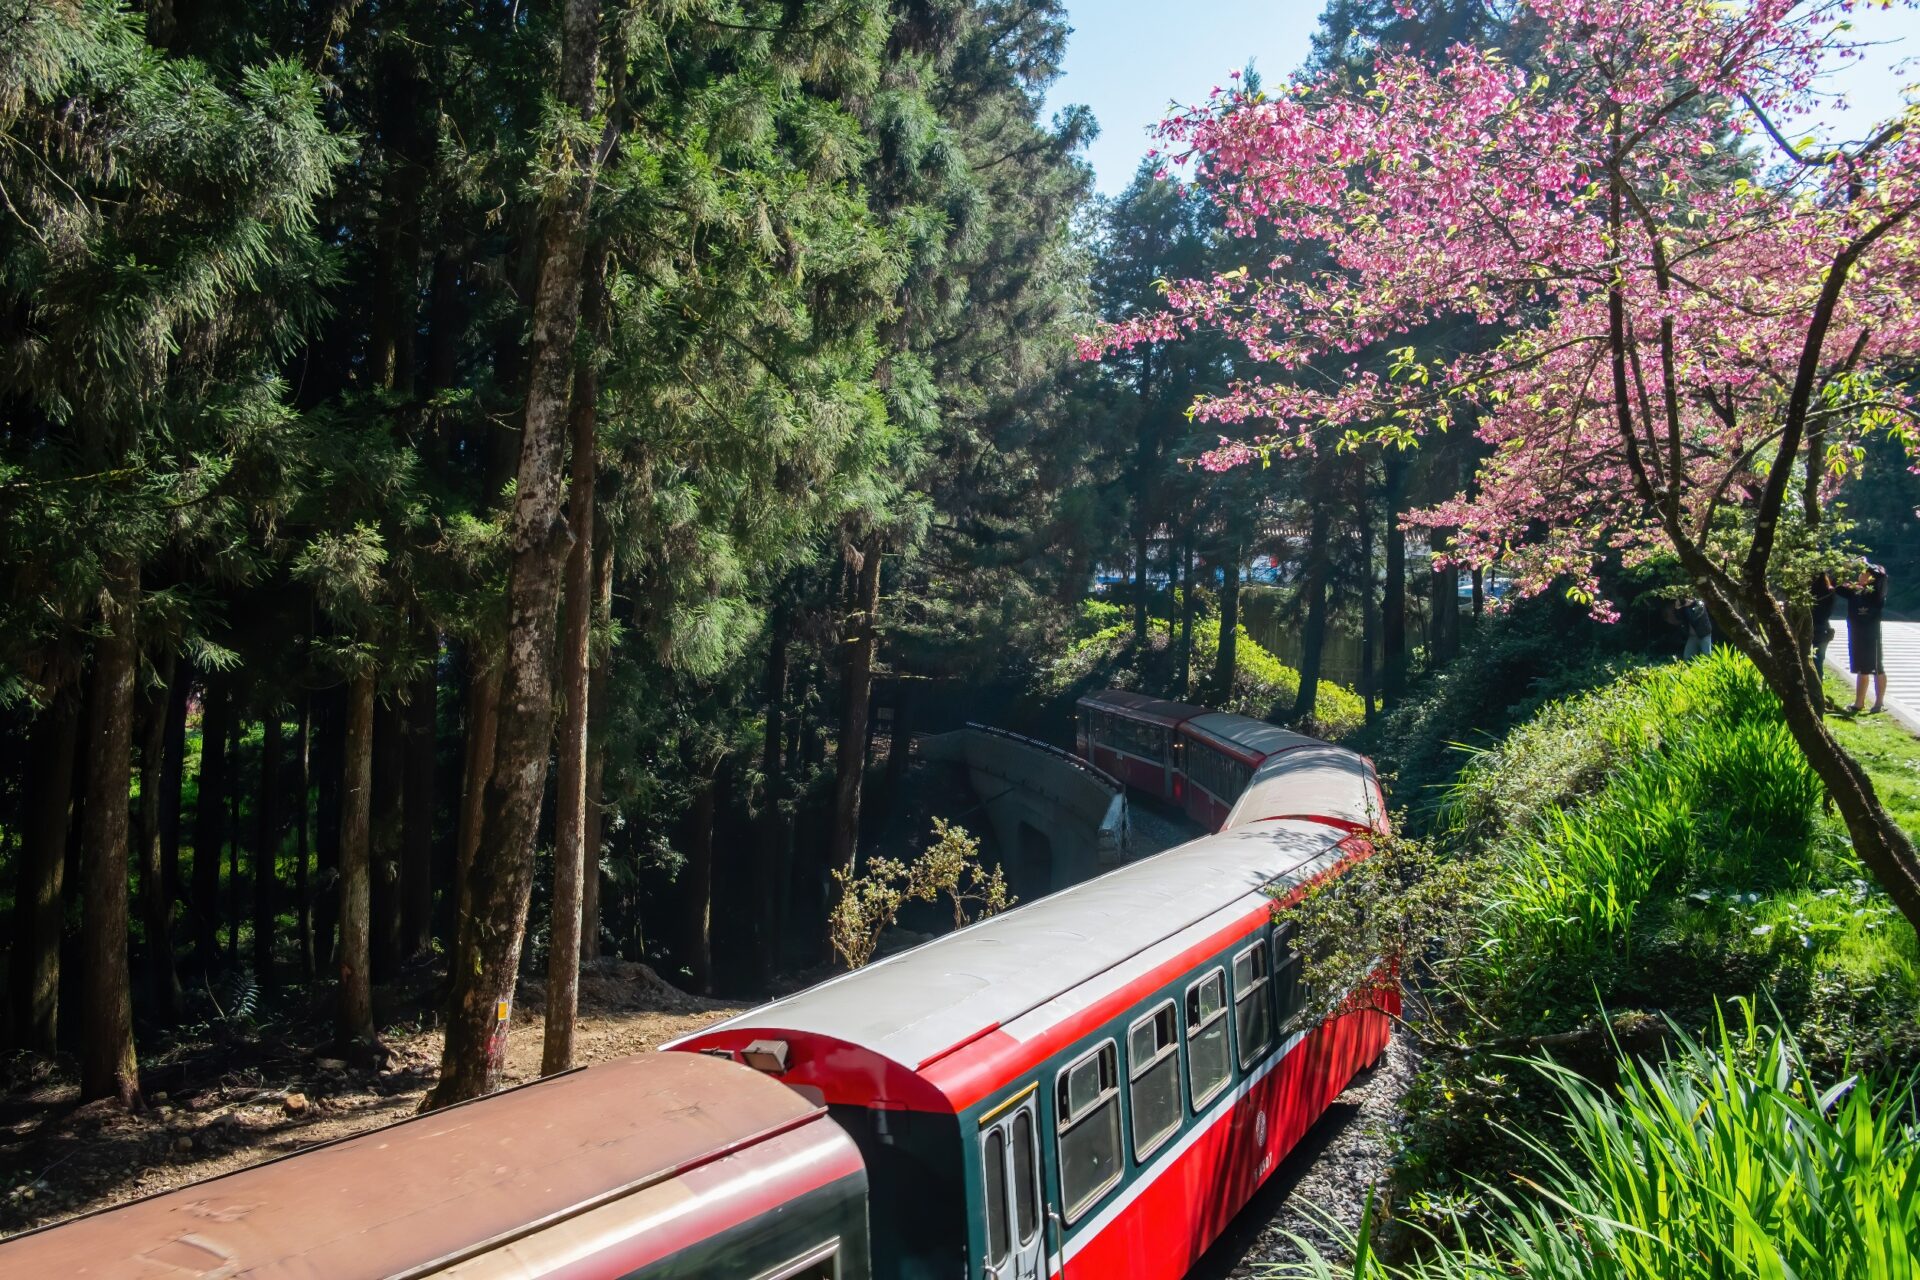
1224,742,1384,834
1075,688,1210,726
0,1051,843,1278
1182,711,1320,761
673,813,1362,1097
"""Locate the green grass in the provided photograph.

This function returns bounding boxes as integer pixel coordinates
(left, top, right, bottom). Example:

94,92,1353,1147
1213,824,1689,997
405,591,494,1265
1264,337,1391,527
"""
1274,1004,1920,1280
1044,605,1367,738
1824,672,1920,839
1452,652,1837,997
1389,651,1920,1219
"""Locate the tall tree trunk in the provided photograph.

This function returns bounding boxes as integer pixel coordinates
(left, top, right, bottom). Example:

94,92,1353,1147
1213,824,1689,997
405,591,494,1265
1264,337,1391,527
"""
542,246,605,1077
1360,488,1378,725
371,692,404,982
1294,501,1333,723
253,709,281,986
139,659,183,1022
882,683,913,812
1429,528,1460,664
829,536,884,878
77,556,141,1107
1179,537,1196,698
427,0,606,1110
1132,518,1150,646
1471,566,1485,619
1383,449,1409,703
226,715,241,968
295,697,314,978
191,677,230,969
754,603,791,988
454,660,500,937
685,770,720,996
336,672,377,1052
160,665,188,909
402,649,436,961
580,533,613,965
1212,544,1242,704
11,686,79,1054
315,688,341,970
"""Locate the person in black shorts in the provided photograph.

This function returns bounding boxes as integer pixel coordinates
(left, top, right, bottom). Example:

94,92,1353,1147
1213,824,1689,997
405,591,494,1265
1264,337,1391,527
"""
1836,563,1888,715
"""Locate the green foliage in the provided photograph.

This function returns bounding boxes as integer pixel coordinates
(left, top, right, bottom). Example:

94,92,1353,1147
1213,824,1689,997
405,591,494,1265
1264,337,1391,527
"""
1359,602,1643,828
828,819,1012,969
1039,604,1365,738
1274,1006,1920,1280
1345,648,1920,1230
1461,653,1826,975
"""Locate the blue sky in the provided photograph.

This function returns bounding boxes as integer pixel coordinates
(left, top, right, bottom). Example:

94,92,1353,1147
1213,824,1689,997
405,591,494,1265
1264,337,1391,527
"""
1048,1,1920,197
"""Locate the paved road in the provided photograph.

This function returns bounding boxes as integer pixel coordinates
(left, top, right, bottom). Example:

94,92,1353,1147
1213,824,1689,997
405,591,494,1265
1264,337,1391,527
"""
1826,617,1920,735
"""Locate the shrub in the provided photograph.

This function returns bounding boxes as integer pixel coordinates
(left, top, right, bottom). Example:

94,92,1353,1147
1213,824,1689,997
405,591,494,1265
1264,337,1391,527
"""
1273,1005,1920,1280
1034,606,1366,740
828,820,1011,969
1455,653,1828,990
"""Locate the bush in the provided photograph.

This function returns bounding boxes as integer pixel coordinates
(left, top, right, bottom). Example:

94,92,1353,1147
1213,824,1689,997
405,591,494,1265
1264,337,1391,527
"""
1274,1005,1920,1280
1034,606,1366,740
1361,602,1647,828
1368,649,1920,1215
1192,617,1367,739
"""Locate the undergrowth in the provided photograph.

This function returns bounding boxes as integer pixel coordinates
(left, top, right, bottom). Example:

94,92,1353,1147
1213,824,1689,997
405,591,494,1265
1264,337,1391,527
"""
1041,600,1366,739
1274,1004,1920,1280
1321,647,1920,1258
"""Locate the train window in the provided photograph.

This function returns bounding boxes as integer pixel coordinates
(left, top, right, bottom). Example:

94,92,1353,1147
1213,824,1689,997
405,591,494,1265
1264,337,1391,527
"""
1011,1109,1039,1244
752,1240,841,1280
1273,920,1307,1032
983,1127,1011,1266
1185,969,1231,1111
1128,1002,1181,1161
1234,941,1274,1067
1055,1041,1122,1221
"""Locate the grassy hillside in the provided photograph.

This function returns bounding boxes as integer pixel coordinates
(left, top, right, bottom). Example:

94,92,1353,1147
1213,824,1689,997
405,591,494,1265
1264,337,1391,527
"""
1298,650,1920,1273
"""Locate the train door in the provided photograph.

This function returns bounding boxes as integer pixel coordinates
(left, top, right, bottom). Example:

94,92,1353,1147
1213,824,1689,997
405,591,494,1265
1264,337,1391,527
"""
980,1096,1045,1280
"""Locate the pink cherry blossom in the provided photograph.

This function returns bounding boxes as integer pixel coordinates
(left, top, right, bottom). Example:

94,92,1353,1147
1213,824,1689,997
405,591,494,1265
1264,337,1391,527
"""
1082,0,1920,619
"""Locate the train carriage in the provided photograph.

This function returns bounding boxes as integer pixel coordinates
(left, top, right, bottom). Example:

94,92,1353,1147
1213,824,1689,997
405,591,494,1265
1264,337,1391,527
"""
1073,690,1208,802
1173,712,1319,831
1225,742,1389,836
0,1051,870,1280
668,795,1393,1280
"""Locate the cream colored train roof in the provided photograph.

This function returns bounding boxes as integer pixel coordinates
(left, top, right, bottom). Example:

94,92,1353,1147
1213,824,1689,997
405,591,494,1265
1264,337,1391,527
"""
1223,742,1382,832
1183,711,1321,758
676,814,1359,1073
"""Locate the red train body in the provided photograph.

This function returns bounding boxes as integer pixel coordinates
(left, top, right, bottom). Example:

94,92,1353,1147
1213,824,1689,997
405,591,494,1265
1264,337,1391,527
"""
0,1051,868,1278
2,690,1389,1280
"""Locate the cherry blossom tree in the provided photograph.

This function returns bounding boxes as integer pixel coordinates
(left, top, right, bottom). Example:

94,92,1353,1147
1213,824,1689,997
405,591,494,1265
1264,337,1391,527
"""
1085,0,1920,929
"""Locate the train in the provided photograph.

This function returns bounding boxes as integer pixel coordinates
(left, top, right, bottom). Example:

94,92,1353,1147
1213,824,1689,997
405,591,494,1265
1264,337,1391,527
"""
0,690,1392,1279
1074,688,1386,833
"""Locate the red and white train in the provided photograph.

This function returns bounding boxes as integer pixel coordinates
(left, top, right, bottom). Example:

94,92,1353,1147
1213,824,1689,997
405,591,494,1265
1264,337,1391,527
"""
0,691,1392,1280
1076,688,1385,833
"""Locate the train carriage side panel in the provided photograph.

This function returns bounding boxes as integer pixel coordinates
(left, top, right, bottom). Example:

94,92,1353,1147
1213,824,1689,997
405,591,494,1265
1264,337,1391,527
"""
1074,691,1207,802
674,814,1392,1280
0,1053,869,1280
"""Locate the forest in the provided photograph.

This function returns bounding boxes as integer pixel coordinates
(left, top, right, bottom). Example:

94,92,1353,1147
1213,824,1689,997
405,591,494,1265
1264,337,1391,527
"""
7,0,1920,1272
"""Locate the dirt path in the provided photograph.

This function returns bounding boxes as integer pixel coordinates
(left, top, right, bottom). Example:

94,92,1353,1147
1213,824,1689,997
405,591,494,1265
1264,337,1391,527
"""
0,961,739,1238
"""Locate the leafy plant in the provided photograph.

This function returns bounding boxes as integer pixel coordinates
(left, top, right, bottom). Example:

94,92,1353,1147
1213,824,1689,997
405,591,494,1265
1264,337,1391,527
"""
828,820,1013,969
1271,1004,1920,1280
